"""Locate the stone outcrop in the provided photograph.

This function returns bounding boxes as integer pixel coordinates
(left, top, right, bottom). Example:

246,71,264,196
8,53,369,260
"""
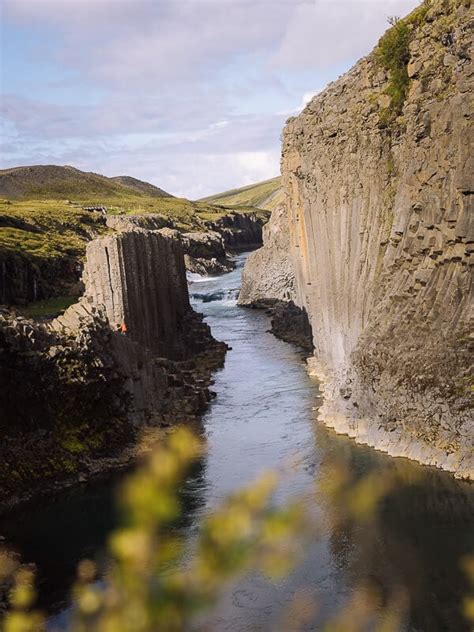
0,307,132,510
107,212,268,277
182,231,234,276
105,214,174,232
238,204,296,306
158,228,234,276
53,223,227,422
107,213,262,276
204,210,269,249
238,204,312,351
80,228,191,358
0,222,227,512
268,301,314,353
0,206,267,310
244,0,474,478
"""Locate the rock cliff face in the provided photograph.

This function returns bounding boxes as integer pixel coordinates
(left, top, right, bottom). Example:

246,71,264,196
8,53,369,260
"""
0,201,267,308
0,222,226,511
0,254,82,305
53,222,226,422
81,228,191,358
238,204,296,306
204,210,269,249
245,0,473,478
107,215,234,275
237,205,313,351
238,205,313,351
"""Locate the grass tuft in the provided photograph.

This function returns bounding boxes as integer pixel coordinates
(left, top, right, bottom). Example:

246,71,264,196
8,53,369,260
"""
375,1,431,126
376,17,412,123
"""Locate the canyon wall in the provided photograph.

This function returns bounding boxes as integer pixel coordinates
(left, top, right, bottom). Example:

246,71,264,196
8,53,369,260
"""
238,205,313,351
246,0,473,477
81,227,191,358
53,222,225,423
203,210,269,249
0,207,267,308
0,223,226,511
238,204,296,306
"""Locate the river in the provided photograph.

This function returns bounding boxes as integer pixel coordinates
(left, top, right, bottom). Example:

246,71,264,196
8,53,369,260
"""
1,252,473,631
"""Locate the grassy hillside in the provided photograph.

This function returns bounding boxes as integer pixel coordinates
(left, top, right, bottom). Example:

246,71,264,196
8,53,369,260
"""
0,194,232,268
0,165,173,200
109,175,171,198
0,165,140,200
201,176,283,211
0,165,263,226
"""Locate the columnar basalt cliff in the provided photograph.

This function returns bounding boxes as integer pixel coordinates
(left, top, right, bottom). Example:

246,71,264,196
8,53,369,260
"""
81,228,191,358
53,223,225,422
245,0,473,477
107,215,234,275
0,165,270,309
0,222,226,511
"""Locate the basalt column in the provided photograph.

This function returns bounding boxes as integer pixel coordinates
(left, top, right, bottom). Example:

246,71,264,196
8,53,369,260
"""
83,229,191,359
236,0,474,478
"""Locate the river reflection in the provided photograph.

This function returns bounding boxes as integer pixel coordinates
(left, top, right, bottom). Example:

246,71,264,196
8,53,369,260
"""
313,429,474,631
0,252,472,631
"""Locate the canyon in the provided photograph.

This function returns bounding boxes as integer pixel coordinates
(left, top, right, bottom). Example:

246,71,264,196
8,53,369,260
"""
0,165,269,305
1,1,473,629
240,0,473,479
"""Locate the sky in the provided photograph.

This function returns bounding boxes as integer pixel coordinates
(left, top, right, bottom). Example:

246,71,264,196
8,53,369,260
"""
0,0,419,199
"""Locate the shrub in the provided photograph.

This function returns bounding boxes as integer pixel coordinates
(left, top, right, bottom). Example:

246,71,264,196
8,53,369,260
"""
376,16,412,121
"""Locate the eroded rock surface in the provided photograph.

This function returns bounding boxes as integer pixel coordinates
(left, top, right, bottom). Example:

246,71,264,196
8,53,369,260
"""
204,210,269,250
80,228,191,358
284,0,473,478
0,224,226,511
244,0,473,478
238,204,296,306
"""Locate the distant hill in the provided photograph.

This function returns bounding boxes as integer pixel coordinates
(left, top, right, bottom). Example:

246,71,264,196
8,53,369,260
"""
0,165,172,200
110,175,171,198
201,177,283,212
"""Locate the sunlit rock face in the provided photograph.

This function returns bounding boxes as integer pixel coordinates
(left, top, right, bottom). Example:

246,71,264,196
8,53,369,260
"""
238,204,296,306
247,0,473,477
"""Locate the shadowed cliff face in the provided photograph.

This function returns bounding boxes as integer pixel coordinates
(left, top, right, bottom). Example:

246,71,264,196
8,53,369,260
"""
82,229,191,359
0,223,226,512
204,211,269,249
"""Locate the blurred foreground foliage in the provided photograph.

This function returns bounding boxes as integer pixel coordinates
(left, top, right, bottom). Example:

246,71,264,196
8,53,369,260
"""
1,428,473,632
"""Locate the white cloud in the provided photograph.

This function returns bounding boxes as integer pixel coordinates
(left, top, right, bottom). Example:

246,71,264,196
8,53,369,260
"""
271,0,419,69
2,0,421,196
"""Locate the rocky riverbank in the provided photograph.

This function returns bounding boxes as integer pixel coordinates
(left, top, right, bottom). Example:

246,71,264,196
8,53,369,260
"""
238,204,312,352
